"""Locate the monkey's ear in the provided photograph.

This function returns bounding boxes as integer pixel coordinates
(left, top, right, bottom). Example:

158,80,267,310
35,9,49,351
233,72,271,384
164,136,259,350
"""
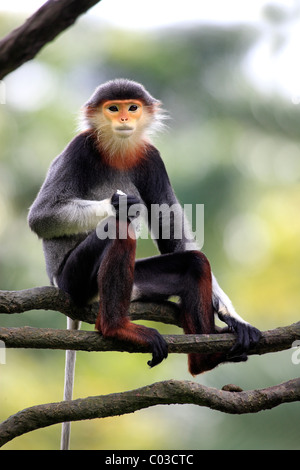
78,104,99,132
148,101,162,114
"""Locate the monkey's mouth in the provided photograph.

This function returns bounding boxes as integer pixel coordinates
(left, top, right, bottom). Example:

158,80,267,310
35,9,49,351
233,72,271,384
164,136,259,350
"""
115,126,134,137
115,126,134,131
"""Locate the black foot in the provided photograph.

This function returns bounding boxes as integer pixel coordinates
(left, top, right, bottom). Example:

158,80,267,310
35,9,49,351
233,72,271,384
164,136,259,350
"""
219,313,261,358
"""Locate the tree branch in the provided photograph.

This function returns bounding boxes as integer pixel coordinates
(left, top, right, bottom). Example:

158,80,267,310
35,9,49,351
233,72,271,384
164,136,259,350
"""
0,322,299,357
1,378,300,447
1,286,299,357
0,286,179,325
0,0,102,79
1,286,300,447
2,1,298,448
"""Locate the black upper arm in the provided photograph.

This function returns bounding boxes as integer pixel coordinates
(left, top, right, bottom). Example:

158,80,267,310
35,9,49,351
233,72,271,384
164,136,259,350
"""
133,145,187,254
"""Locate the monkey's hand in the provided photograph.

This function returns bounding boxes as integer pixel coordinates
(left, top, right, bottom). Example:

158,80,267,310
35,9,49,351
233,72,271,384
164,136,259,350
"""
111,191,140,221
146,327,169,368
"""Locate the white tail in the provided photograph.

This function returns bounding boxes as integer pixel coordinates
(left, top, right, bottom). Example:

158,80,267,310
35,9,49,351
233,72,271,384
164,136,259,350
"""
60,317,81,450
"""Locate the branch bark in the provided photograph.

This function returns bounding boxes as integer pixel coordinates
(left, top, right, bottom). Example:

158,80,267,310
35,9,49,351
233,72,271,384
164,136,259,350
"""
0,286,179,325
1,378,300,447
0,322,299,357
1,285,300,447
0,0,102,79
1,286,300,357
3,0,297,449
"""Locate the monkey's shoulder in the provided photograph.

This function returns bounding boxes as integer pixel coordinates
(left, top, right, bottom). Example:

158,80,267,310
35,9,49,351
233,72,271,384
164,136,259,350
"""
42,132,110,198
136,143,168,175
57,131,100,166
131,144,172,200
52,132,111,178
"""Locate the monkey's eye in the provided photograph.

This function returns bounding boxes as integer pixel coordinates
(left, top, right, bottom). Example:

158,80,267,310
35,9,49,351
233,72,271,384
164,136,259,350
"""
129,104,139,112
108,105,119,112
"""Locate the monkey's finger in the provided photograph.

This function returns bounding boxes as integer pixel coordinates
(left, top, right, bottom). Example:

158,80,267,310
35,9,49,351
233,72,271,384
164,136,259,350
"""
229,323,261,357
227,352,248,363
126,195,140,206
147,333,168,368
249,326,262,345
229,323,248,355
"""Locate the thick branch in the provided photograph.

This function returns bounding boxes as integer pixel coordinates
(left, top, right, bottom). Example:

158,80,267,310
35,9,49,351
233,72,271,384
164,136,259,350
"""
0,0,102,79
1,286,299,356
0,322,299,357
0,286,178,325
1,378,299,447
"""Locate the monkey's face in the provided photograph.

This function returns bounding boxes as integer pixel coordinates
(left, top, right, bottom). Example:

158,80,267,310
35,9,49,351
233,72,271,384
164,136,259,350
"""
102,100,144,138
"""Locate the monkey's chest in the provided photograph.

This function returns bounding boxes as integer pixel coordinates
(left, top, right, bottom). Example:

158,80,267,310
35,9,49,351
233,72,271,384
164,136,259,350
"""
89,173,142,202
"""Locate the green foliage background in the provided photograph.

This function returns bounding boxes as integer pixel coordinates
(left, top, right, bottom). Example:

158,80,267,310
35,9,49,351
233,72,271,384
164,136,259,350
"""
0,5,300,449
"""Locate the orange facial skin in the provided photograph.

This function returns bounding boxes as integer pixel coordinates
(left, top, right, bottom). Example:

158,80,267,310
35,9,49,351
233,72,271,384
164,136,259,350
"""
84,98,155,170
102,99,144,138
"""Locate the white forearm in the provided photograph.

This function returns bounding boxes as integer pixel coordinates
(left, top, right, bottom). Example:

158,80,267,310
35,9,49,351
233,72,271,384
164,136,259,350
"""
28,197,115,239
64,198,115,234
212,273,248,325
